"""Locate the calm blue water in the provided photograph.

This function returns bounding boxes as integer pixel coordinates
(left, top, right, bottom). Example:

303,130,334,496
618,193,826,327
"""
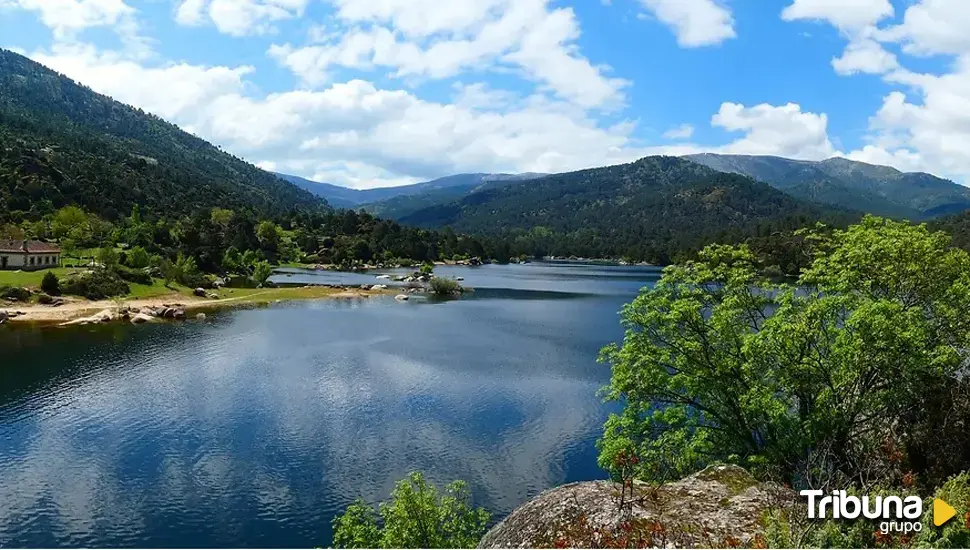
0,262,661,548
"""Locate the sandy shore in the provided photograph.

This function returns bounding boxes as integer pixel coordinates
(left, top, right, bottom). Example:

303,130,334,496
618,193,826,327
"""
1,286,388,324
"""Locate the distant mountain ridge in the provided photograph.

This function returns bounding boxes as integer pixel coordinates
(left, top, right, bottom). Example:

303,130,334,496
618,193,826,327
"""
276,171,546,217
683,153,968,219
398,156,857,263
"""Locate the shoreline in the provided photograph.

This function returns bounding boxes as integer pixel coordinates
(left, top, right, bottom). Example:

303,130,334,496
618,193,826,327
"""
1,285,394,325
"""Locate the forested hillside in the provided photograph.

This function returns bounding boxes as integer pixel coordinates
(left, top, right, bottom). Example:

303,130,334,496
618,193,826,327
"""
0,49,324,223
685,153,969,219
402,156,859,265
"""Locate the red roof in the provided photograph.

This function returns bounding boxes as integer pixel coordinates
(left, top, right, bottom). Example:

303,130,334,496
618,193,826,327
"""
0,240,61,254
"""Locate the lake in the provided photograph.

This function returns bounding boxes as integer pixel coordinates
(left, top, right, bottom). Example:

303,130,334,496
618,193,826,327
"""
0,262,661,548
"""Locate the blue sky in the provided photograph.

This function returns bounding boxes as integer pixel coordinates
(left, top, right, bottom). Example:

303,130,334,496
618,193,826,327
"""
1,0,968,188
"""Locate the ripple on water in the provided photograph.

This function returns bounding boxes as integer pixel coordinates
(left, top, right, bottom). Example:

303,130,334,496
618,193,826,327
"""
0,263,655,547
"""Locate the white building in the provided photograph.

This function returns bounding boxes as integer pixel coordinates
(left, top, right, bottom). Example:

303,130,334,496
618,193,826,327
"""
0,240,61,271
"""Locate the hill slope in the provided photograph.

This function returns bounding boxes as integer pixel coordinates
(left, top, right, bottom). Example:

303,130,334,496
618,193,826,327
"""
684,153,969,219
401,156,857,262
278,172,544,216
0,49,324,222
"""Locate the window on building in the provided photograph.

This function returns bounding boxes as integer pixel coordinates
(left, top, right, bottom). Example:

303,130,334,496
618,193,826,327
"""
29,257,34,266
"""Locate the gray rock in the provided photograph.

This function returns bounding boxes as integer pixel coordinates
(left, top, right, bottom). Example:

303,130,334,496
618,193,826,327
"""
173,309,187,320
130,313,155,324
196,313,207,320
478,465,792,549
194,287,207,297
395,294,409,301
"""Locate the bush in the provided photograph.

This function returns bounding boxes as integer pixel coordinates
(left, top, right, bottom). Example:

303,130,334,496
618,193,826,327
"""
599,216,970,489
125,246,151,269
430,277,463,296
0,285,31,302
332,472,489,549
41,271,60,295
420,262,435,275
62,269,130,300
115,265,153,285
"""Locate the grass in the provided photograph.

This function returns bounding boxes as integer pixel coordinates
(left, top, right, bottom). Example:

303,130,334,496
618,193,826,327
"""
126,280,193,299
0,267,84,288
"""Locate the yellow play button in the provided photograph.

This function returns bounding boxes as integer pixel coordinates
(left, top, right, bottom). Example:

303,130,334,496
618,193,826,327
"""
934,498,957,527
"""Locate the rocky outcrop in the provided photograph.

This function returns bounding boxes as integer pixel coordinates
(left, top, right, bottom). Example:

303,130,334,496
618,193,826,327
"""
479,465,792,549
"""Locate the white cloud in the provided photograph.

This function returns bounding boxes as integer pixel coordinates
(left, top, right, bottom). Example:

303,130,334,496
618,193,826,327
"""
173,0,309,36
0,0,135,38
268,0,628,110
663,123,695,140
27,42,645,188
780,0,970,181
876,0,970,57
636,0,736,47
831,38,898,75
780,0,894,30
712,102,838,160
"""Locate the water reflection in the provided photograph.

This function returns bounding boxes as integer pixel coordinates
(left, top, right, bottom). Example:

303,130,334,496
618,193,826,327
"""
0,264,659,547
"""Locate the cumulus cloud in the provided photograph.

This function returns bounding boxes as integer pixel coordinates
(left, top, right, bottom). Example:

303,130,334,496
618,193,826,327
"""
782,0,970,181
712,102,838,160
173,0,309,36
780,0,894,30
636,0,736,47
268,0,628,110
831,38,898,75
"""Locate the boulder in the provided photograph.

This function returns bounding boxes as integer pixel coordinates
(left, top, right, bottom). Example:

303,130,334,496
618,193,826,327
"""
194,287,207,297
206,292,219,299
196,313,207,320
478,465,792,549
372,284,388,290
375,275,392,280
173,309,187,320
0,310,7,324
130,313,155,324
395,294,409,301
360,285,372,290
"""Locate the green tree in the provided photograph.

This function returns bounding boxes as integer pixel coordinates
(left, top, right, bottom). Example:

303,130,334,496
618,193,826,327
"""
251,260,273,287
256,220,281,252
126,246,151,269
332,472,490,549
41,271,60,296
599,216,970,489
97,246,119,268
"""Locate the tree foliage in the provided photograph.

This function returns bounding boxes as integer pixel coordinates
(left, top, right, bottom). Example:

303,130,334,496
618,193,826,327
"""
332,472,490,549
599,216,970,490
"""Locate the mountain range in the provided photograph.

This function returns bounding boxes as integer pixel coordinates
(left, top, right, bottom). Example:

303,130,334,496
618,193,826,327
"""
4,46,970,267
684,153,968,220
277,172,545,216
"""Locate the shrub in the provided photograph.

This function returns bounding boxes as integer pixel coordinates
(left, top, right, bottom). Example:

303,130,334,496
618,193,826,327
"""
0,285,31,302
41,271,60,295
125,246,151,269
420,262,435,275
332,472,489,549
430,277,463,296
115,265,153,285
62,269,130,300
599,216,970,489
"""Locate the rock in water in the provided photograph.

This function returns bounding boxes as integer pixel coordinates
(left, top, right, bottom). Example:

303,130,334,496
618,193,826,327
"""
0,310,7,324
130,313,155,324
478,465,792,549
395,294,409,301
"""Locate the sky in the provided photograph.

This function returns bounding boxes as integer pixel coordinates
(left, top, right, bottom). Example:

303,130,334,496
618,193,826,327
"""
0,0,967,190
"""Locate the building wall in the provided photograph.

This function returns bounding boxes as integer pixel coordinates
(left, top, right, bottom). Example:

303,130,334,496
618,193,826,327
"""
0,253,60,271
